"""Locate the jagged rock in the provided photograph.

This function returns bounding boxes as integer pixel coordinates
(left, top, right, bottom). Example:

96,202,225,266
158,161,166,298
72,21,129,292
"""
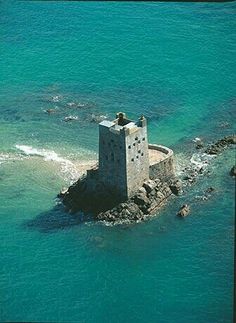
205,135,236,155
177,204,190,217
147,201,159,214
196,141,204,149
156,191,165,201
154,178,161,186
97,201,144,222
205,146,219,155
163,186,172,197
224,135,236,144
133,191,150,205
149,189,157,197
169,179,182,195
230,166,236,177
137,187,147,194
143,179,156,193
57,187,68,198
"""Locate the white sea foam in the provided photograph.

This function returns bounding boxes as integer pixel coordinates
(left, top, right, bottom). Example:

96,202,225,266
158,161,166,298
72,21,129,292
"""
175,151,215,177
190,153,214,171
15,145,66,162
52,95,63,102
15,144,82,183
192,137,202,143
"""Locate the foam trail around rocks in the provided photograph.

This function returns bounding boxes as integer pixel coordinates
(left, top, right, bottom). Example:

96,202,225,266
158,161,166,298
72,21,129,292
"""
190,153,215,171
174,151,215,178
15,144,71,162
14,144,88,184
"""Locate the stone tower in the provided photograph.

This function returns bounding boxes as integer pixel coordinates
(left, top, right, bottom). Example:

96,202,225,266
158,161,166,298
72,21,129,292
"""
98,112,149,200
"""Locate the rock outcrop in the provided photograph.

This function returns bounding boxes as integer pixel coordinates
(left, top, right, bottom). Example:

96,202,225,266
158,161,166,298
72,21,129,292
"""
59,177,181,223
169,178,182,195
97,179,174,223
205,135,236,155
177,204,190,217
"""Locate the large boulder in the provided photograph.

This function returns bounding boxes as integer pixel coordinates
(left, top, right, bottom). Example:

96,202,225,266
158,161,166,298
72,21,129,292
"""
169,179,182,195
143,179,156,193
156,191,165,201
177,204,190,217
134,192,150,206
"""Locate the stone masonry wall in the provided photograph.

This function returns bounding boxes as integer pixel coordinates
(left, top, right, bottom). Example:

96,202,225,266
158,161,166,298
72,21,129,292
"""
125,125,149,198
99,122,127,199
149,144,175,182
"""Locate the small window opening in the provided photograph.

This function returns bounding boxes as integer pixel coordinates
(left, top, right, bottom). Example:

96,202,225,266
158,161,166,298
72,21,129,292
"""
128,145,131,149
142,137,145,141
133,143,136,146
135,136,138,140
131,158,134,162
138,150,141,154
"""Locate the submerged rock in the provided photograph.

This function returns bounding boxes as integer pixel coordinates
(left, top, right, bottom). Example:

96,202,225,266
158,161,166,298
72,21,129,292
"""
218,121,230,129
196,142,204,149
64,116,79,122
205,187,215,194
230,165,236,177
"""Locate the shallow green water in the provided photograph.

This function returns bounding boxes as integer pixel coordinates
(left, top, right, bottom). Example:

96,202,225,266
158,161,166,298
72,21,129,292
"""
0,2,235,322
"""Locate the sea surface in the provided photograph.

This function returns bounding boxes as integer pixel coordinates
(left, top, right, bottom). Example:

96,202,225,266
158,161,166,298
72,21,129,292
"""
0,2,235,322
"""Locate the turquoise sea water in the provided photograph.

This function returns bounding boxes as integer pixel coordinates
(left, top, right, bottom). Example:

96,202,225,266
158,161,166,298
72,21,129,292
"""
0,2,235,322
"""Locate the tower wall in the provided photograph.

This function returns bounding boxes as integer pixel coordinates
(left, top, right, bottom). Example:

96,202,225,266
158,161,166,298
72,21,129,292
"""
98,114,150,200
125,123,149,197
99,122,128,199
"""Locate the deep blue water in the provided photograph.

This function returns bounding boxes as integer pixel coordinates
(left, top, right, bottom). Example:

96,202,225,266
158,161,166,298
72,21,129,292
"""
0,2,235,322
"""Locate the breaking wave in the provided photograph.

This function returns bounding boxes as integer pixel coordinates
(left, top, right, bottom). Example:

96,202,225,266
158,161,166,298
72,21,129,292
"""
190,152,215,171
15,144,83,183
